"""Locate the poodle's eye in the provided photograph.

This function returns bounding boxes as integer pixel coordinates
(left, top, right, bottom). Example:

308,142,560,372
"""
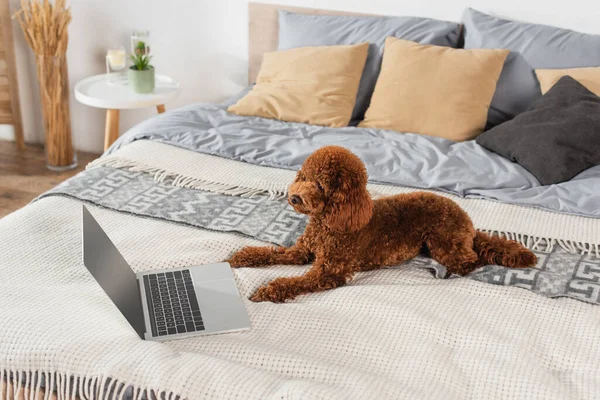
316,182,324,192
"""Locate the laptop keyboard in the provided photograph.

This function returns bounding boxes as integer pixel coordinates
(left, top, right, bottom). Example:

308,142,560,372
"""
143,270,205,337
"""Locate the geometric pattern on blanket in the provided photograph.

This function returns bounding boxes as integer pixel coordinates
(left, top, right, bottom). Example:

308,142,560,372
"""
469,250,600,303
43,167,306,247
40,166,600,305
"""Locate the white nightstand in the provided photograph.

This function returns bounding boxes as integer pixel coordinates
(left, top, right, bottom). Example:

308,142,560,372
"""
74,73,180,150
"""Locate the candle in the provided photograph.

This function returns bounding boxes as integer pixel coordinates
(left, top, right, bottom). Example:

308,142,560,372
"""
106,47,126,70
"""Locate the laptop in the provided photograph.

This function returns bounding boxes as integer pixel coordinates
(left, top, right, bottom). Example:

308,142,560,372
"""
81,205,251,341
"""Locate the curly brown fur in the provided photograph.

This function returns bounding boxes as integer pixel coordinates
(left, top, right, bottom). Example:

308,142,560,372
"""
228,146,538,303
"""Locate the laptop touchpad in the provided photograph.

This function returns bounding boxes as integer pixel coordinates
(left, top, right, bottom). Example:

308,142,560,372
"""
194,262,234,281
195,279,250,332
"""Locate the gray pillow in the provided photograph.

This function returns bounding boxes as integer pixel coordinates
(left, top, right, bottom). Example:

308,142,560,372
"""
278,11,461,122
476,76,600,186
462,8,600,128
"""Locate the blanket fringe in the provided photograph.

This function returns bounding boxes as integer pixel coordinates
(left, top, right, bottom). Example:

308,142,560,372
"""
478,229,600,258
0,369,180,400
88,157,288,201
87,157,600,258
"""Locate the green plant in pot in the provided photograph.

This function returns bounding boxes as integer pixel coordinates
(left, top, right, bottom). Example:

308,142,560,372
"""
128,41,154,93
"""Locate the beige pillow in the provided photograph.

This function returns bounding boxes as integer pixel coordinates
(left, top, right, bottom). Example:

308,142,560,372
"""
536,67,600,96
359,37,509,141
227,43,369,127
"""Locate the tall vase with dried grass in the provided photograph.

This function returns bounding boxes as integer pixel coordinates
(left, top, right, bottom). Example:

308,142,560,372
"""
13,0,76,171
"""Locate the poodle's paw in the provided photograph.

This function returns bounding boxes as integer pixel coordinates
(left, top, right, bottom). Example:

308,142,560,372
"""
506,249,538,269
228,246,276,268
444,266,472,277
250,283,295,303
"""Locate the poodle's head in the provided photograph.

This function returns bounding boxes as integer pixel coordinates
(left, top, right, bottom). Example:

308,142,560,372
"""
288,146,373,233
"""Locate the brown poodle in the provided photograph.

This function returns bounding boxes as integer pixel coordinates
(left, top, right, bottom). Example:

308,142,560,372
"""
228,146,538,303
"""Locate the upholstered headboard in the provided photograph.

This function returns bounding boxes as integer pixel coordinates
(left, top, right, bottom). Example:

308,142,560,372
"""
248,2,375,84
0,1,23,149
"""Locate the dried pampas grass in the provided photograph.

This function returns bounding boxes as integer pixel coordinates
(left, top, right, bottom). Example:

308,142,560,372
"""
13,0,75,169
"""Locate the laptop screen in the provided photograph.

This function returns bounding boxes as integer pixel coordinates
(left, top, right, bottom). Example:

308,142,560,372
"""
82,206,146,339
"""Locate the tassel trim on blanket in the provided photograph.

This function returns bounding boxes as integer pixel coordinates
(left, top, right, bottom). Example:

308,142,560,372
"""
478,229,600,258
88,157,288,200
87,157,600,258
1,369,180,400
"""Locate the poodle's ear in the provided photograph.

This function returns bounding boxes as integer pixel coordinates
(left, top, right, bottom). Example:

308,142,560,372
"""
324,180,373,233
293,170,304,182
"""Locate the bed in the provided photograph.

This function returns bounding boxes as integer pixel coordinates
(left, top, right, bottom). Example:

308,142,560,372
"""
2,3,600,400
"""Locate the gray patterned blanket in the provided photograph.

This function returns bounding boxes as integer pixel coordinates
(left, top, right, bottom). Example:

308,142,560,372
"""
40,166,600,305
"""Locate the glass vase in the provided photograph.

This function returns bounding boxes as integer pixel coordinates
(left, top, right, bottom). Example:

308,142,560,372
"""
35,54,77,171
131,29,150,56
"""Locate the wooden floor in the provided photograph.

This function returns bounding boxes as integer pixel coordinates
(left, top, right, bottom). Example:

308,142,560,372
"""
0,139,100,218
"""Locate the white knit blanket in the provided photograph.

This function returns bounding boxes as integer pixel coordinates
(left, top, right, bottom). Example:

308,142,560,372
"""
2,141,600,399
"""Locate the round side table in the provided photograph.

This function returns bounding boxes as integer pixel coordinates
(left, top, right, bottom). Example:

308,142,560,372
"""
74,74,180,150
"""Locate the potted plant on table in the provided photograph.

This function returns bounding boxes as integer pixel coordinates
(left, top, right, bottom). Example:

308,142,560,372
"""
128,41,155,93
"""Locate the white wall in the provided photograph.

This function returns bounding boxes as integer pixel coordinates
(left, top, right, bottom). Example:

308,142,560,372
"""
8,0,600,153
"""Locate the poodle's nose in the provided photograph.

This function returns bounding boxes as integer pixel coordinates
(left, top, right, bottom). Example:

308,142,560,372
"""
290,195,302,205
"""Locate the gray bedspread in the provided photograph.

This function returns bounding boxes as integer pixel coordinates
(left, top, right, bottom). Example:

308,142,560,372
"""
108,103,600,218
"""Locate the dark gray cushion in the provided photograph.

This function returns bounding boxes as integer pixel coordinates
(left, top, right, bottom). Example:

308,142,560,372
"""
278,11,461,122
476,76,600,186
462,8,600,128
